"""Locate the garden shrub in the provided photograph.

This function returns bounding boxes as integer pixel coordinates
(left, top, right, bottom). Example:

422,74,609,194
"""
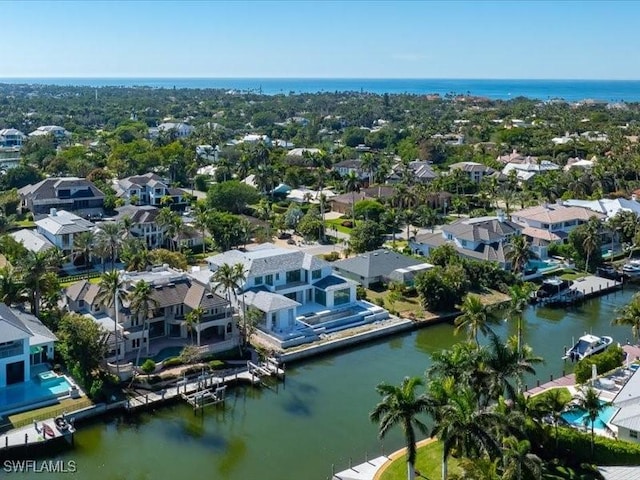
574,345,625,384
209,360,225,370
554,426,640,465
141,359,156,375
162,356,183,368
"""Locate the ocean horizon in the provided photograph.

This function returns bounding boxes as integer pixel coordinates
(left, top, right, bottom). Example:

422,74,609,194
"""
1,77,639,102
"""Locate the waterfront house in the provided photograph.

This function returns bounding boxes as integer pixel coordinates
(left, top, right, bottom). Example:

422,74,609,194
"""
610,367,640,443
511,203,605,259
65,266,237,361
0,304,57,388
207,244,388,348
18,177,105,216
449,161,494,183
410,212,520,269
35,209,96,258
563,197,640,220
501,159,560,183
9,229,54,253
332,249,433,287
28,125,70,140
0,128,26,148
114,173,188,210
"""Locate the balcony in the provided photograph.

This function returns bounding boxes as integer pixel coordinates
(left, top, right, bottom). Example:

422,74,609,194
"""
0,345,23,359
275,280,307,291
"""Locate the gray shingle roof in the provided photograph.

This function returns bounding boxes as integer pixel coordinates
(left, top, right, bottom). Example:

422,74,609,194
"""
18,177,104,200
208,244,327,278
10,229,54,253
442,217,520,243
0,304,56,344
118,173,167,191
333,249,425,279
114,205,160,224
313,275,347,289
35,209,95,235
242,290,300,312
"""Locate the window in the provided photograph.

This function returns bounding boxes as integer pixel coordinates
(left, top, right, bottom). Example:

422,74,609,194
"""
79,300,85,308
255,276,263,285
334,288,351,306
265,274,273,285
631,430,638,439
276,273,280,280
542,223,550,229
461,240,467,247
271,313,277,331
312,269,321,280
286,270,301,283
315,289,326,306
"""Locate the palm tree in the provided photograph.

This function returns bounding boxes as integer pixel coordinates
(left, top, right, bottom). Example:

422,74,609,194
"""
96,221,125,270
72,231,95,276
507,235,533,275
506,283,536,357
582,216,601,273
212,262,247,342
0,266,26,306
128,280,158,359
539,387,570,453
344,171,361,226
96,270,127,375
501,436,542,480
370,376,431,480
185,306,204,345
612,292,640,344
193,205,210,255
575,386,606,457
429,379,503,480
454,294,498,346
22,250,57,317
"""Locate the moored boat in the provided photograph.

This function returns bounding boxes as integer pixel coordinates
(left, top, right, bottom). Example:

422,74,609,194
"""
562,334,613,361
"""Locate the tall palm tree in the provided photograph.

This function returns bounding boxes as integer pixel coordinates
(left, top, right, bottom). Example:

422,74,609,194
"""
506,235,533,275
22,250,57,317
429,379,503,480
193,205,210,255
506,283,536,357
612,292,640,344
344,171,361,226
185,306,204,345
96,270,127,375
539,387,570,453
582,216,601,273
96,221,125,270
454,294,498,346
128,280,158,359
0,266,26,306
72,231,95,274
370,376,431,480
575,386,606,457
212,262,247,342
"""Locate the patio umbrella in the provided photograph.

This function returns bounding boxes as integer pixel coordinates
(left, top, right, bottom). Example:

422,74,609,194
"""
592,363,598,383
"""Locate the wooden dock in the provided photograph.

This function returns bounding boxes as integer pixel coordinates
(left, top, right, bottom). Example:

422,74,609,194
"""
538,275,622,307
0,417,74,451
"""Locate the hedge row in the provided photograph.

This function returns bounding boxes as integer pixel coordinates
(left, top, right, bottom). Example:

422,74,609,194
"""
574,345,625,384
554,426,640,465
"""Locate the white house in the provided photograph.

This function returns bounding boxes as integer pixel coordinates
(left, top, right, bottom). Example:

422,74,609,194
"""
207,244,387,347
114,173,188,210
35,209,96,257
449,162,494,183
150,122,194,138
333,160,368,180
0,128,26,148
511,203,605,259
563,197,640,220
9,229,54,253
0,304,57,388
29,125,70,139
113,205,164,248
610,367,640,443
410,212,521,269
502,160,560,182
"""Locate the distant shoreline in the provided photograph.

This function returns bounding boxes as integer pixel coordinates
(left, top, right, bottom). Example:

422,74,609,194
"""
1,77,639,101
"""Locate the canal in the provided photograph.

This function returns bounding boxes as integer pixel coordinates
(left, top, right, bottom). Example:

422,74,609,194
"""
9,286,640,480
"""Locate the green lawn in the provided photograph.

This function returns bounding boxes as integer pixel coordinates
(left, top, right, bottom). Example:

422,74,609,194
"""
7,397,93,429
379,440,459,480
15,219,36,228
559,271,587,281
530,386,572,405
325,218,353,235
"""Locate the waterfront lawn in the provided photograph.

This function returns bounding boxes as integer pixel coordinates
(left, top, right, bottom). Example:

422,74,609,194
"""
7,397,93,429
530,386,572,405
560,271,587,281
379,440,460,480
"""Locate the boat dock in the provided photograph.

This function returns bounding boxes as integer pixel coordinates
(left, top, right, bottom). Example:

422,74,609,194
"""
125,359,285,412
0,417,74,451
537,275,622,307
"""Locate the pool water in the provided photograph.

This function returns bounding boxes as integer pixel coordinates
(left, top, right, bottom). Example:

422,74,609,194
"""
0,376,73,414
526,259,556,271
561,403,619,430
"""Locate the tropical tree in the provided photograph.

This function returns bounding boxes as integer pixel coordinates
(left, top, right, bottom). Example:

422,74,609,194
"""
193,205,210,254
72,231,95,275
96,221,125,269
212,262,247,342
454,294,497,346
0,265,26,306
501,436,542,480
96,270,127,375
128,280,158,359
344,170,361,226
582,216,601,273
612,292,640,344
506,283,536,357
22,250,58,317
539,387,570,452
507,235,533,275
575,386,606,457
185,306,204,345
370,376,431,480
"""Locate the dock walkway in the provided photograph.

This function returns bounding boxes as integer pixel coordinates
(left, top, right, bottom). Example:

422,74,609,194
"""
0,417,74,450
538,275,622,307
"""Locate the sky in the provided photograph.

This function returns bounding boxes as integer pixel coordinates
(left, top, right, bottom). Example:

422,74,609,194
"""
2,0,639,80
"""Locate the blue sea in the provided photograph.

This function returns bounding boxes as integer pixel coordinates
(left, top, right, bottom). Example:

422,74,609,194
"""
1,77,639,102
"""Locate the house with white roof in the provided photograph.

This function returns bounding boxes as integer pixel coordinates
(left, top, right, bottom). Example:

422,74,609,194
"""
511,203,605,259
449,162,494,183
333,159,369,180
35,209,95,257
29,125,70,140
410,211,521,269
114,173,188,210
0,128,26,148
207,244,388,348
149,122,194,139
502,159,560,182
563,197,640,220
610,367,640,443
564,157,596,171
0,304,57,388
9,229,54,253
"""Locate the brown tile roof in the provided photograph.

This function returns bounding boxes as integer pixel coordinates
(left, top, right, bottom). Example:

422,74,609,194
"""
513,204,604,224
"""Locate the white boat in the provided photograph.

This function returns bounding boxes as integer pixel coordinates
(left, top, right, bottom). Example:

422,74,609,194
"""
623,260,640,277
563,334,613,361
532,277,572,303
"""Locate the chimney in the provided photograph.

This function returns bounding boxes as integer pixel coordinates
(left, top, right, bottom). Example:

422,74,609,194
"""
496,209,505,223
50,208,57,216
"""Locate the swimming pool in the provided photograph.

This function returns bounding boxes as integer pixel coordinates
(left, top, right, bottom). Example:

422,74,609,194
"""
561,403,619,430
0,376,73,415
526,259,557,272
